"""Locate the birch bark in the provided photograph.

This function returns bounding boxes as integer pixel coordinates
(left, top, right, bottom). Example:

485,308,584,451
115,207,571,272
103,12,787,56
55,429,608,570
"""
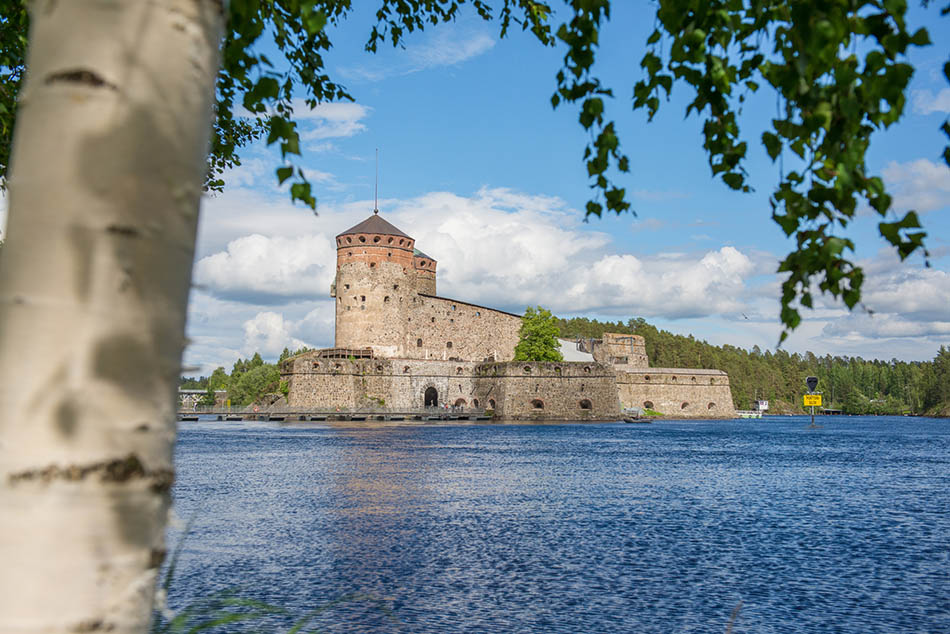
0,1,223,632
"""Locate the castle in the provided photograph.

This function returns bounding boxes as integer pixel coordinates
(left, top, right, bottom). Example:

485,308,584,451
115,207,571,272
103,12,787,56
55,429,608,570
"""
280,212,736,420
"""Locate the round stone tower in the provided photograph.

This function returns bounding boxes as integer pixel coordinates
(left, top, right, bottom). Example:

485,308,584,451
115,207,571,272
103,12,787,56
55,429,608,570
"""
333,212,415,357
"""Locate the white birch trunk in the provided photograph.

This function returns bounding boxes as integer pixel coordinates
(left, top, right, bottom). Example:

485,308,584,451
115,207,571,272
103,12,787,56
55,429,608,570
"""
0,1,223,632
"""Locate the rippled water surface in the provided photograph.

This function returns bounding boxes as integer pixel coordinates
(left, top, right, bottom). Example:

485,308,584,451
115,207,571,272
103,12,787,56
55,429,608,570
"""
168,417,950,632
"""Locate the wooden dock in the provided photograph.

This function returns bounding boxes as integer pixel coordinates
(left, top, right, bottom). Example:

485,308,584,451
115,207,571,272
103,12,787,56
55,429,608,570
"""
177,408,492,423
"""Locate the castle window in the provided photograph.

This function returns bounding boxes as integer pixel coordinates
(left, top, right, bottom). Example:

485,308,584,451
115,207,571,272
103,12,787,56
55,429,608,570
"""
579,399,592,410
387,252,392,258
373,236,380,243
455,398,467,407
417,339,423,347
554,367,561,374
393,284,399,290
644,401,654,409
710,378,716,384
403,366,410,373
312,362,320,369
531,399,544,410
348,251,352,256
431,317,436,323
359,236,366,243
450,318,454,323
473,399,479,408
681,402,689,409
476,311,480,317
384,296,390,303
691,376,697,382
671,376,677,382
489,399,496,409
708,402,716,410
361,296,366,302
388,237,393,244
584,366,591,374
447,342,453,349
456,367,463,375
451,305,456,311
645,375,651,381
370,262,376,268
399,239,404,246
346,237,352,244
346,306,350,311
344,284,350,290
376,365,383,372
523,366,532,374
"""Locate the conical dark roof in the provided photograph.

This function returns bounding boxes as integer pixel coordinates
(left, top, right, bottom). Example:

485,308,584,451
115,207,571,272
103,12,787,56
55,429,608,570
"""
337,213,411,239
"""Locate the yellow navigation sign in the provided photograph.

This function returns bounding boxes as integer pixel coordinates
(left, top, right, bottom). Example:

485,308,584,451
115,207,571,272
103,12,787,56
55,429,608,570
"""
803,394,822,407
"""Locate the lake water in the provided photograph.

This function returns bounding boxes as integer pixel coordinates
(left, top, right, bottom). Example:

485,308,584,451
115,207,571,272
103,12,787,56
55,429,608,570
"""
166,416,950,633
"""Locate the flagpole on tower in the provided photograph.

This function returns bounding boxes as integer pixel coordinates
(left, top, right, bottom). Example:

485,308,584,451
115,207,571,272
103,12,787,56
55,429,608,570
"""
374,148,379,214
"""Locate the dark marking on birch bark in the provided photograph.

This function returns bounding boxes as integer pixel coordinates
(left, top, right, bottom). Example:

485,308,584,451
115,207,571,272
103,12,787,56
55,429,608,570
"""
8,454,174,492
45,69,117,91
106,224,141,238
71,618,115,632
148,547,167,569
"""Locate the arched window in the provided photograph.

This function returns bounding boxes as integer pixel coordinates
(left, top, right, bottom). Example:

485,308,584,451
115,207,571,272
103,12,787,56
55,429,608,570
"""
359,236,366,243
373,236,380,243
384,296,390,303
424,387,438,407
376,364,383,372
645,375,651,381
447,341,453,349
531,399,544,410
454,398,467,407
370,262,376,268
489,399,496,409
456,367,463,375
523,366,532,374
473,399,479,408
584,366,591,374
579,399,592,410
643,401,654,409
417,338,423,347
681,402,689,409
403,366,410,373
707,402,716,410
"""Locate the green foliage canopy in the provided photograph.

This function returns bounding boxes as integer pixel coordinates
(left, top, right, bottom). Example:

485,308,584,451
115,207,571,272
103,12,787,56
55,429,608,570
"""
1,1,947,338
514,306,564,362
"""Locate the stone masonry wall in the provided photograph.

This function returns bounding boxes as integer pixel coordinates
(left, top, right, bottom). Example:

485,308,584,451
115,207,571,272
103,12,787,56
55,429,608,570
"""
334,259,409,356
615,368,736,418
473,361,619,421
592,333,649,368
282,354,485,410
406,295,521,363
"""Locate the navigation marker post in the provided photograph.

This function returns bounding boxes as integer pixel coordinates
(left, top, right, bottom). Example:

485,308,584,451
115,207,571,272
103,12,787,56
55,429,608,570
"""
804,376,821,428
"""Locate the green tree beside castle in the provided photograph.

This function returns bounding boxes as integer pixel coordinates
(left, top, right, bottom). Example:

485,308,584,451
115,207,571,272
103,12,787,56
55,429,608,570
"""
514,306,564,362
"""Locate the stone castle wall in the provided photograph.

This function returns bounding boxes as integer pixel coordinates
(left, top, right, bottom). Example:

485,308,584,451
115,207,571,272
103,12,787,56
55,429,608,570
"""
282,354,620,420
615,368,735,418
406,295,521,362
591,333,649,368
473,361,619,421
334,260,410,356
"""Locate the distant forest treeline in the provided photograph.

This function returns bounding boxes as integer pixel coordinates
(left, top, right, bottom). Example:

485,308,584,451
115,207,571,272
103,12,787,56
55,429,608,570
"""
555,316,950,416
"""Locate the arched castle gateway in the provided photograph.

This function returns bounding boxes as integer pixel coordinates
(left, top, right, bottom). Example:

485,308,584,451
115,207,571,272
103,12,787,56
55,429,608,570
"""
281,212,736,419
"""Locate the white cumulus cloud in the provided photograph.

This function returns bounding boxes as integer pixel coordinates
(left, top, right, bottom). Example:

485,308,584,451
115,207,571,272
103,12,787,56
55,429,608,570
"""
194,234,337,304
882,158,950,214
242,312,310,358
296,102,371,140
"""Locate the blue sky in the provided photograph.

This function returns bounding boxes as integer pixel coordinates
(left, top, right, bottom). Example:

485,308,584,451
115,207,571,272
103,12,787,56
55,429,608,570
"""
11,3,946,374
